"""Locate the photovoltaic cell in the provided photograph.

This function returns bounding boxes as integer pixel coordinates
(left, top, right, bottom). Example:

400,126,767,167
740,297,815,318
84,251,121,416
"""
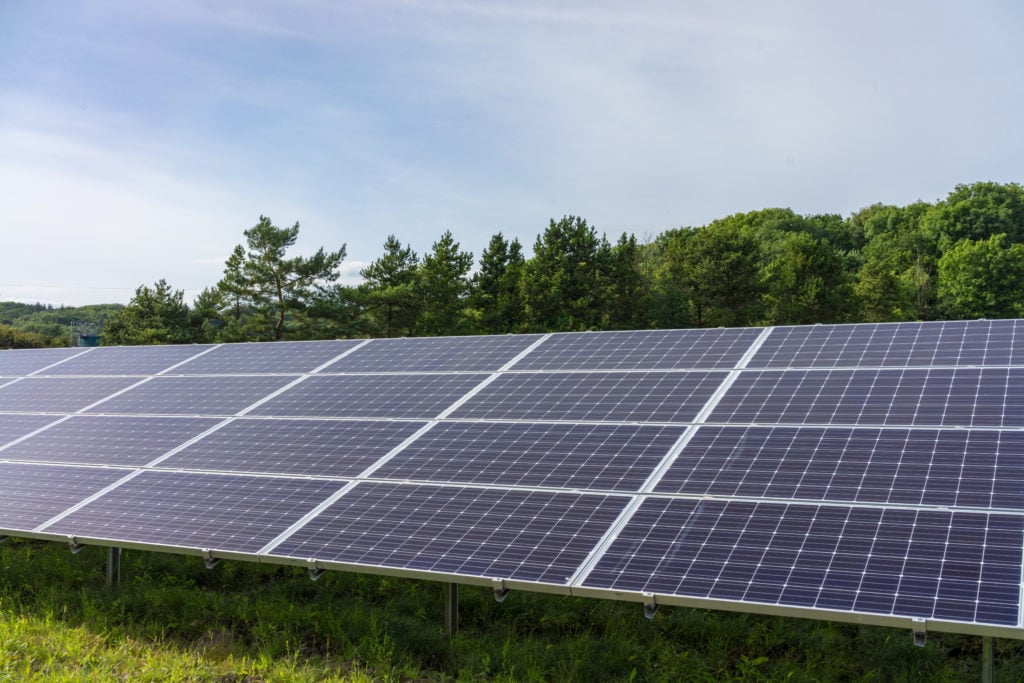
750,319,1024,369
85,375,295,416
583,499,1024,626
655,426,1024,509
376,421,687,491
511,328,763,371
0,347,87,376
45,471,347,553
268,482,629,584
249,373,489,419
174,340,363,374
709,368,1024,428
0,414,60,448
452,371,726,423
0,463,127,532
1,415,220,467
42,344,215,376
159,418,427,477
0,377,142,414
323,334,543,373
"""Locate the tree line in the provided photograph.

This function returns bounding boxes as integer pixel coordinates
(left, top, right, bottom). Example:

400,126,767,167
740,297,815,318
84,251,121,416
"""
70,180,1024,345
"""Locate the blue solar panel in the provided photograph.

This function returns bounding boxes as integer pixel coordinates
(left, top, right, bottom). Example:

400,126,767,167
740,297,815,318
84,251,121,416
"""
0,347,87,376
44,471,347,553
582,499,1024,626
42,344,216,376
750,319,1024,369
323,335,543,373
375,421,686,491
159,418,427,477
175,340,364,374
452,371,726,423
1,415,220,467
0,463,127,532
249,374,490,419
710,368,1024,428
0,413,60,447
84,376,296,416
268,482,629,585
511,328,763,371
0,377,142,414
655,426,1024,509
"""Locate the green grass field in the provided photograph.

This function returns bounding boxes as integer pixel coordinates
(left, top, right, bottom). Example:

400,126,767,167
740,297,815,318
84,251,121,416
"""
0,538,1017,681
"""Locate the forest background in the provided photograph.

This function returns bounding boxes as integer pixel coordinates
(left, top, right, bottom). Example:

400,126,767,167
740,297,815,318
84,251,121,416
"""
3,180,1023,348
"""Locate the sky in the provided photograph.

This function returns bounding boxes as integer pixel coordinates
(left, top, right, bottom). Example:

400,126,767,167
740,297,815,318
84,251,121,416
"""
1,1,1022,307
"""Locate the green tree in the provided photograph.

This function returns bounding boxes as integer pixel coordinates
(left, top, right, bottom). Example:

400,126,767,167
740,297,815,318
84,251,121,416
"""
664,220,764,327
523,215,611,331
922,181,1024,249
937,234,1024,319
606,232,649,329
762,231,852,325
472,232,525,334
416,230,474,336
215,216,347,341
360,235,420,338
102,279,191,345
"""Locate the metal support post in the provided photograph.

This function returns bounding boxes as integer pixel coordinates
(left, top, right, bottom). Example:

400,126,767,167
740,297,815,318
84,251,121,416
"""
106,547,121,587
444,583,459,638
982,636,994,683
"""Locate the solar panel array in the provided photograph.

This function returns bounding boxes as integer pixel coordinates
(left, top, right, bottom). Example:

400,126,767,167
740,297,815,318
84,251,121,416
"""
1,320,1024,638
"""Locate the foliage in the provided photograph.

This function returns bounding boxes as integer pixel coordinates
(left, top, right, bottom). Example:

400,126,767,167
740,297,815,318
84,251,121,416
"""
215,216,347,341
937,234,1024,319
359,235,420,338
416,230,474,336
472,232,526,334
101,280,191,345
922,181,1024,249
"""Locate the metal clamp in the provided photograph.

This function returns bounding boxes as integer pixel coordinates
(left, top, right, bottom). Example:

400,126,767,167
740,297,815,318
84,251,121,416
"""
492,578,510,603
203,549,221,570
68,536,85,554
912,617,927,647
643,592,658,620
307,559,325,582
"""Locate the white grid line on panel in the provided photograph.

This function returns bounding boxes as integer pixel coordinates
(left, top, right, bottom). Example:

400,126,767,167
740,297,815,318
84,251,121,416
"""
27,347,96,375
567,326,776,587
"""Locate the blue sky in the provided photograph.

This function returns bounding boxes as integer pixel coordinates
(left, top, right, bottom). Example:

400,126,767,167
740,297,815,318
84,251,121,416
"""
1,1,1021,306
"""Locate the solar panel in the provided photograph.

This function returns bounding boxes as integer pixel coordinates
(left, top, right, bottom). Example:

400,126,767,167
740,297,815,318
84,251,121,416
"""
749,319,1024,369
44,471,347,554
581,499,1024,626
0,415,220,467
249,373,490,419
41,344,216,376
1,322,1024,638
0,347,88,376
0,377,143,414
655,426,1024,509
451,371,726,423
0,413,61,447
158,418,427,477
511,328,763,371
84,375,296,416
375,421,687,491
709,368,1024,428
0,463,127,532
323,335,543,373
174,340,364,374
267,482,630,585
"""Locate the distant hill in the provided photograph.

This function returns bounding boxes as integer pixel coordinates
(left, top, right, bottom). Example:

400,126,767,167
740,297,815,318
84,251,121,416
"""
0,301,123,348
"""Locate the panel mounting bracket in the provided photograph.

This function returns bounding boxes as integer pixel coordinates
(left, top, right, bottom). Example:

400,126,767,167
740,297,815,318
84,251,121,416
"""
643,592,658,620
911,617,927,647
68,536,85,554
492,578,510,603
307,559,325,582
203,549,220,570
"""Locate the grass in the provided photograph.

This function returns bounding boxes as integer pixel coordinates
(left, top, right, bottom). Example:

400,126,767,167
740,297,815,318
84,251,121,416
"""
0,538,1019,681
